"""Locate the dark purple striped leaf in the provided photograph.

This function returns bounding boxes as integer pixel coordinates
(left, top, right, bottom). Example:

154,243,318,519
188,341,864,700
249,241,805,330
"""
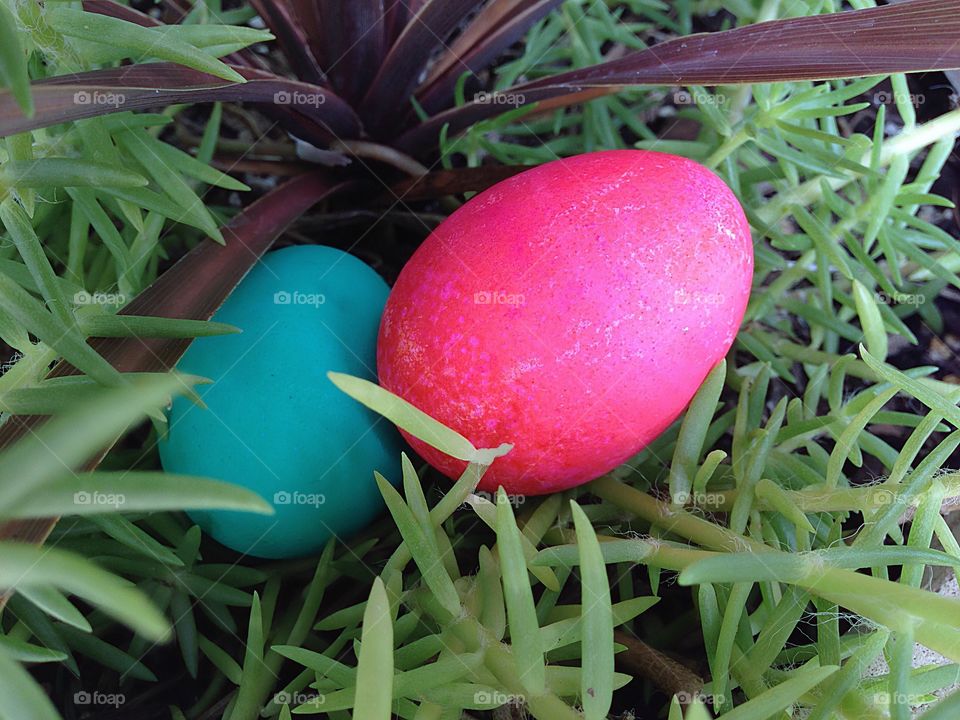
248,0,325,85
0,63,360,140
306,0,386,104
358,0,484,136
416,0,564,114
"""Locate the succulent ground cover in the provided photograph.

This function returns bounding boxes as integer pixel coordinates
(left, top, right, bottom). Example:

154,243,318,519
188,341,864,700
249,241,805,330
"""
3,1,960,719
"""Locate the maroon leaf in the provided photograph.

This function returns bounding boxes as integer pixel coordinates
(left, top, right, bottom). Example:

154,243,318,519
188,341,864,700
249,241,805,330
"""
396,0,960,153
416,0,564,114
358,0,485,137
158,0,192,24
0,172,348,551
383,0,410,47
0,63,360,140
81,0,158,25
247,0,326,84
306,0,386,104
385,163,529,201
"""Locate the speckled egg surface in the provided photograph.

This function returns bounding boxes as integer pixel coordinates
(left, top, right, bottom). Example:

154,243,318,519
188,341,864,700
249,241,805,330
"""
160,245,403,559
377,150,752,496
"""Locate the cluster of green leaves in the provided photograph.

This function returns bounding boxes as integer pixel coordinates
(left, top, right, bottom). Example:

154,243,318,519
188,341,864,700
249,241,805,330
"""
0,2,282,718
2,0,960,719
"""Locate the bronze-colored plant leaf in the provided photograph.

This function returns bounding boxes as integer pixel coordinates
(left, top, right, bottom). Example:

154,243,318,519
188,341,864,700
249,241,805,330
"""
382,0,410,48
306,0,386,104
416,0,564,114
80,0,158,25
247,0,325,84
386,164,529,201
395,0,960,153
358,0,486,136
0,64,359,139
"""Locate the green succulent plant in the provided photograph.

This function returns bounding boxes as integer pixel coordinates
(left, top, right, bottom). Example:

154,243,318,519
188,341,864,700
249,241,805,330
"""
2,0,960,718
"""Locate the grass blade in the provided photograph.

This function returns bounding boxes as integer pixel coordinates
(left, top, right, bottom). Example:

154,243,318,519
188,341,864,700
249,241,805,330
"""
496,487,546,695
0,541,169,640
570,501,613,719
0,2,32,116
329,372,512,464
353,577,394,719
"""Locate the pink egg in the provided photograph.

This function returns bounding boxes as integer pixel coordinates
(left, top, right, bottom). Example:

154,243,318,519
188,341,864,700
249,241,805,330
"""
377,150,753,496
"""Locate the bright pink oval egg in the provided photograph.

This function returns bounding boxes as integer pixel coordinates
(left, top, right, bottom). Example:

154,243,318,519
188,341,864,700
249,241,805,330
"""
377,150,753,496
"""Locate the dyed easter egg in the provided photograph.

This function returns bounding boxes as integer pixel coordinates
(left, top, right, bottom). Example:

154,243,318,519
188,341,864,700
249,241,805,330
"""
377,150,752,496
160,245,403,559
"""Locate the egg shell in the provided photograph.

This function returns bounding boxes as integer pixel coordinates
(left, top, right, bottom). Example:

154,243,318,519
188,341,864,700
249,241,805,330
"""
160,245,403,559
377,149,753,496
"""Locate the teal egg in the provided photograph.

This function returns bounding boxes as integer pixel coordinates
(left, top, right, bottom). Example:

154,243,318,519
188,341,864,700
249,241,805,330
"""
159,245,403,559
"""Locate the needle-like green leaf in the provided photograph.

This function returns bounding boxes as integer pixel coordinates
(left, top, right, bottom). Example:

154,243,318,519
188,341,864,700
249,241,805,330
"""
46,8,247,83
329,372,512,464
353,578,394,719
570,501,613,719
496,487,546,695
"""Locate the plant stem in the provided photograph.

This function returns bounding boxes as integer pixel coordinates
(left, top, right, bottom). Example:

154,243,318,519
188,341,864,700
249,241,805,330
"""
590,476,766,553
330,139,430,177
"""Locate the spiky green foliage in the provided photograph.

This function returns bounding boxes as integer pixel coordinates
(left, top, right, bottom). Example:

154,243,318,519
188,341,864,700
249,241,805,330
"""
2,0,960,719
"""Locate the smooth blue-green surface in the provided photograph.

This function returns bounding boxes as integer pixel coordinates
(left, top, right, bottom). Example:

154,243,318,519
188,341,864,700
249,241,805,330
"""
159,245,403,558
